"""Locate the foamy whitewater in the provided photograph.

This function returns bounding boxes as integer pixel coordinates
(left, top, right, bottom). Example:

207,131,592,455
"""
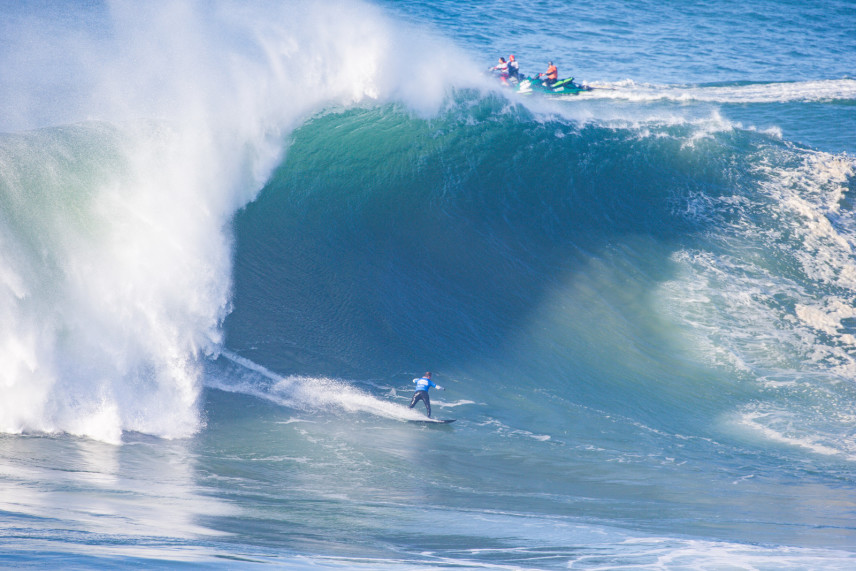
0,0,855,568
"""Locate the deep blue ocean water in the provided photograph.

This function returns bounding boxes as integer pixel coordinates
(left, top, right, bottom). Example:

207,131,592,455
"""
1,1,856,568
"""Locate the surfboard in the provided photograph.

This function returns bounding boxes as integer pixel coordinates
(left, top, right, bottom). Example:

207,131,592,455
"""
407,419,456,424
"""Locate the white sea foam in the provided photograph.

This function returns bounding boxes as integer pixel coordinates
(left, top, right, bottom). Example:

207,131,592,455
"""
659,137,856,456
581,78,856,104
734,406,856,461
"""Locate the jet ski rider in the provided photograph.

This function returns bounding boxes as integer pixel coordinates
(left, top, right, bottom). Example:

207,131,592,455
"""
541,61,558,86
507,54,519,81
492,57,509,84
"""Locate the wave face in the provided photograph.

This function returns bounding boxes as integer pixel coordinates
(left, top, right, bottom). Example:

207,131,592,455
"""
212,92,856,563
227,97,856,457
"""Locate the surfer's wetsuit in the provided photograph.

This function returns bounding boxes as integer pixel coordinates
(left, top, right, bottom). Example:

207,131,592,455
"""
409,375,443,418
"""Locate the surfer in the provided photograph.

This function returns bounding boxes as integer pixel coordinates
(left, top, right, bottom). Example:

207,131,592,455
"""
540,61,558,86
409,372,444,418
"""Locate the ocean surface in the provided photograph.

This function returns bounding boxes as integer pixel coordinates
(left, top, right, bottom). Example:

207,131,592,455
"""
1,0,855,568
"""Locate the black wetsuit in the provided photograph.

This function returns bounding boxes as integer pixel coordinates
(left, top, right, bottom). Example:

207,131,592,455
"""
409,390,431,418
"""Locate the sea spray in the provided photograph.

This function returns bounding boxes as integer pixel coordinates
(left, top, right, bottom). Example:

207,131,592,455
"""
209,351,436,422
0,123,233,442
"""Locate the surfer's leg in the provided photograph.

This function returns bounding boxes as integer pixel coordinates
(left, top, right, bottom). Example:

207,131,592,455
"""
409,392,418,409
424,393,431,418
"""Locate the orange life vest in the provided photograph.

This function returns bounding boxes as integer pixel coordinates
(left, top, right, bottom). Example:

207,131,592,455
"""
545,64,558,80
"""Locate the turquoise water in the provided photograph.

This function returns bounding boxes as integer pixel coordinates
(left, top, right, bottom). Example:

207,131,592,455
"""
1,0,855,568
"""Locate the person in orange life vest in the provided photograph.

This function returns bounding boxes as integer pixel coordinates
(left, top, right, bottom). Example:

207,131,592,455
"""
541,61,558,86
409,372,444,418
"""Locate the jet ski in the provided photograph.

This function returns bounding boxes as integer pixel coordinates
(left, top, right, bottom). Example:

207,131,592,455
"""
515,74,591,95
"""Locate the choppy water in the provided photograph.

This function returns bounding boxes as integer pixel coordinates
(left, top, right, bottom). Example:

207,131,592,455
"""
1,0,855,568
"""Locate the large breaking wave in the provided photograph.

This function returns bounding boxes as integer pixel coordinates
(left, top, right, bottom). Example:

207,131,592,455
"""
225,96,856,462
0,0,466,442
1,0,854,457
